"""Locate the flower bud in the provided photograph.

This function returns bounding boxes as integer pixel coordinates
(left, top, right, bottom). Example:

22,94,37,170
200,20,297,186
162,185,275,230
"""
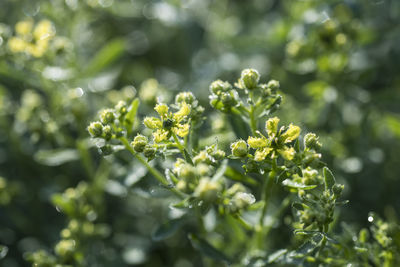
115,101,127,116
232,192,255,210
88,121,103,138
240,69,260,90
267,80,280,91
55,239,75,258
100,109,115,125
304,133,322,150
332,184,344,196
231,140,248,157
131,134,148,153
102,125,113,141
209,80,232,94
194,177,221,202
100,145,113,156
175,92,195,105
143,145,156,160
211,149,226,161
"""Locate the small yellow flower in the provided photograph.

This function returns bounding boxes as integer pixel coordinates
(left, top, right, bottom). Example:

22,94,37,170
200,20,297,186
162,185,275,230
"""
8,19,55,58
281,124,301,143
15,20,33,36
247,136,268,149
144,102,191,143
8,37,26,53
266,117,280,137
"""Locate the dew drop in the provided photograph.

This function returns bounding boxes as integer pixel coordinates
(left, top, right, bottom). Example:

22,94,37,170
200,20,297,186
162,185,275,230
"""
368,216,374,222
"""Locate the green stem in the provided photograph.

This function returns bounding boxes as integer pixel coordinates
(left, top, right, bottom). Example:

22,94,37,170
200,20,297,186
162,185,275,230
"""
119,137,184,198
172,132,193,164
248,92,257,135
259,170,275,226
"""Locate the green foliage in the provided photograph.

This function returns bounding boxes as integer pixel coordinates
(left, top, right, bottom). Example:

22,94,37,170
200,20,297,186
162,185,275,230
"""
0,1,399,266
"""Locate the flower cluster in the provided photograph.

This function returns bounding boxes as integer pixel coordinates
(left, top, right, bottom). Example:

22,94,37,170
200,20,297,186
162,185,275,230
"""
8,19,55,57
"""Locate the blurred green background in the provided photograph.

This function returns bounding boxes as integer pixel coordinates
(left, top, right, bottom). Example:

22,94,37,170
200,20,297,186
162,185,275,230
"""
0,0,400,266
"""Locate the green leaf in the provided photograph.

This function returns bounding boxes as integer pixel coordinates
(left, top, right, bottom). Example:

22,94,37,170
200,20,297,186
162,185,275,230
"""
267,249,287,264
323,167,336,191
125,98,140,135
0,245,8,259
83,39,126,76
152,217,185,241
188,234,231,263
34,149,79,166
282,179,317,190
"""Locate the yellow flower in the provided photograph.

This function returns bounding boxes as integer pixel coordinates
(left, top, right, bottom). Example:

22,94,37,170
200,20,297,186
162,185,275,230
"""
277,147,296,160
281,124,301,143
144,102,191,143
8,19,55,58
266,117,280,137
15,20,33,36
247,136,268,149
33,20,54,41
8,37,26,53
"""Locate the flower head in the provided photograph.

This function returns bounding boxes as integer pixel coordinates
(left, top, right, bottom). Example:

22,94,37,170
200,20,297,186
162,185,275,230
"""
144,102,191,143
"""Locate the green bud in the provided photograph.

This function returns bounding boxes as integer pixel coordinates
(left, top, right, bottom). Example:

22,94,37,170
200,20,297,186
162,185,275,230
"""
131,134,148,153
197,163,212,176
267,80,280,91
100,109,115,125
332,184,344,196
232,192,255,210
102,125,113,141
304,133,322,150
175,91,195,105
55,239,75,258
88,121,103,138
100,145,113,156
210,80,232,94
194,177,221,202
211,149,226,161
240,69,260,90
231,140,248,157
359,228,369,243
143,145,156,160
115,101,127,116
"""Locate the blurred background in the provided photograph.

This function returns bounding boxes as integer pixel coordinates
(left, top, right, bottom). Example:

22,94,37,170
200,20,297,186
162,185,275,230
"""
0,0,400,266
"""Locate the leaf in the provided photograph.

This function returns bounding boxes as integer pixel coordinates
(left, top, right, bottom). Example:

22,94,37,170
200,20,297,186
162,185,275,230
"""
125,98,140,135
323,167,336,191
188,234,231,263
0,245,8,259
84,39,126,76
125,163,147,187
282,179,317,190
267,249,288,263
152,217,185,241
34,149,79,166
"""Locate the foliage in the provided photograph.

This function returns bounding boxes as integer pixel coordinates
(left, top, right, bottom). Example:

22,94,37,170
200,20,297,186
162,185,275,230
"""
0,0,399,266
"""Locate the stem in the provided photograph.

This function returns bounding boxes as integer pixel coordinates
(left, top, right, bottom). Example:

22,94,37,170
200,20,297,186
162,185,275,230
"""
259,170,275,226
172,132,193,164
248,92,257,135
119,137,184,198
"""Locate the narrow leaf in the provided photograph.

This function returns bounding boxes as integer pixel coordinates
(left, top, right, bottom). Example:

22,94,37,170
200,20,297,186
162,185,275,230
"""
152,218,185,241
188,234,231,263
323,167,336,191
34,149,79,166
282,179,317,190
84,39,125,76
